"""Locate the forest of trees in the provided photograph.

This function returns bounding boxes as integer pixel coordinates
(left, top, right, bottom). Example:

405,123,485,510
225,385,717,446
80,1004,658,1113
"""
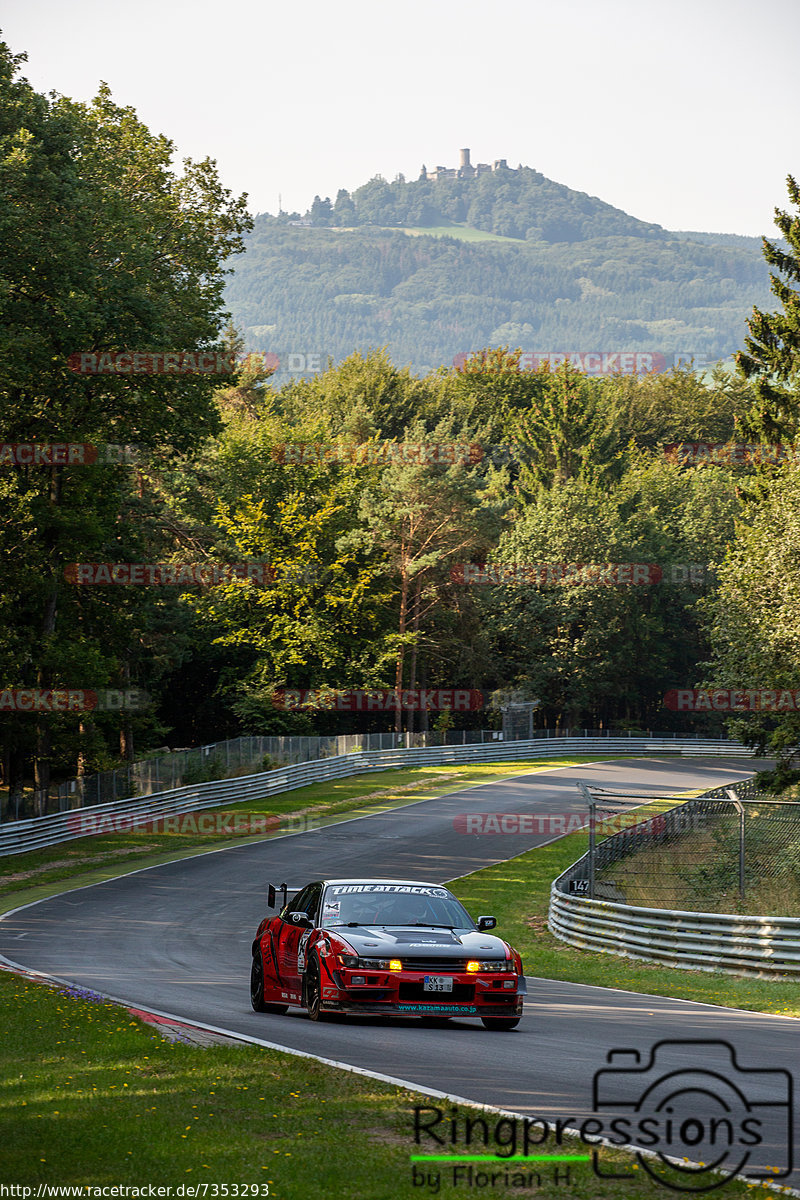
3,40,800,811
228,215,774,376
299,165,668,241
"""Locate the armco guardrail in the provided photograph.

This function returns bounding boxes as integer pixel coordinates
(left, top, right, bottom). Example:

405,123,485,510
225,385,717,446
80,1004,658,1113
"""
23,729,507,819
6,726,732,821
0,735,752,859
549,890,800,978
549,782,800,979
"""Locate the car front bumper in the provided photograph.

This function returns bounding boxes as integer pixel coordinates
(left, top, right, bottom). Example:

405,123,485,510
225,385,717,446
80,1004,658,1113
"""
323,968,526,1017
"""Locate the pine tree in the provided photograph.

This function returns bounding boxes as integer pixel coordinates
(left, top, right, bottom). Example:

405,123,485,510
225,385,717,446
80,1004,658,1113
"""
738,175,800,440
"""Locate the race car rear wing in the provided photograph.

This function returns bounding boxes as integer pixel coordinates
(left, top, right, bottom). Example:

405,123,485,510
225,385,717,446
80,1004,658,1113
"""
267,881,288,910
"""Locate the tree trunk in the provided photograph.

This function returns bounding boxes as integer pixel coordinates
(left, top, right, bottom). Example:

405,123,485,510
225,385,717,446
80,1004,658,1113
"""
119,661,134,762
394,562,409,735
34,586,59,816
33,466,62,816
406,579,422,736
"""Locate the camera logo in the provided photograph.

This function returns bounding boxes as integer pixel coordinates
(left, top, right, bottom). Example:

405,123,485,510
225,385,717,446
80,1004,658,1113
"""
592,1039,792,1191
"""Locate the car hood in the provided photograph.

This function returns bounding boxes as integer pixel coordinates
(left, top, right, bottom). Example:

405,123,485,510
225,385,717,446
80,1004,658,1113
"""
332,926,509,959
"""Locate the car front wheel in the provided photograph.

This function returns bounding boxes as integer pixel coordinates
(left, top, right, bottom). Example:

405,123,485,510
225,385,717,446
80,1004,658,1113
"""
305,953,332,1022
250,951,288,1014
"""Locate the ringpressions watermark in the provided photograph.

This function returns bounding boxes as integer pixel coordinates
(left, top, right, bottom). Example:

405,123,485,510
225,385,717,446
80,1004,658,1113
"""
409,1038,793,1193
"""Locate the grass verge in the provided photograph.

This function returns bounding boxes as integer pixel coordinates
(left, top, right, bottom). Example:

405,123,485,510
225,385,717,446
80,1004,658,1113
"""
596,822,800,918
0,971,771,1198
449,797,800,1018
0,758,608,914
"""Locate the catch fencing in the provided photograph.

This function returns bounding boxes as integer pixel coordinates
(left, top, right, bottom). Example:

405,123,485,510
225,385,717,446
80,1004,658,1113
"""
550,775,800,978
2,729,504,821
1,727,735,821
1,734,750,857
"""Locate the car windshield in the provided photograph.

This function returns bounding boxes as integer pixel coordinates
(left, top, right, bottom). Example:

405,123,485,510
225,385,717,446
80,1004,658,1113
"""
319,884,474,929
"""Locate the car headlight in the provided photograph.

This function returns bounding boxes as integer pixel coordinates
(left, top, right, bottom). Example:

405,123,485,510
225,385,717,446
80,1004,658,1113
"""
339,955,392,970
477,960,513,972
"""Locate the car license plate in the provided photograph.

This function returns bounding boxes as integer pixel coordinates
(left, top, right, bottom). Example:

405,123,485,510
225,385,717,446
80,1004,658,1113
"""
424,976,453,992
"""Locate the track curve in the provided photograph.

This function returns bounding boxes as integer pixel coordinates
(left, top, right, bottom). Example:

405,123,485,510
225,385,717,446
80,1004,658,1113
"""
2,757,798,1187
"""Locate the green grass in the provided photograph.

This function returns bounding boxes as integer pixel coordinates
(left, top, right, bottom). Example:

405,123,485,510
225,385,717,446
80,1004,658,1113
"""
0,971,769,1198
450,797,800,1018
3,762,793,1195
596,821,800,918
385,222,520,244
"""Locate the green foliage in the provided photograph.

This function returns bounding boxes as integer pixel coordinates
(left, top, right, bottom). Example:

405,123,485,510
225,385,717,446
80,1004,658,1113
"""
738,174,800,439
702,465,800,760
481,459,742,728
1,47,791,787
180,757,225,785
505,360,623,489
229,197,774,374
600,363,755,452
305,166,668,241
752,765,800,793
0,43,250,793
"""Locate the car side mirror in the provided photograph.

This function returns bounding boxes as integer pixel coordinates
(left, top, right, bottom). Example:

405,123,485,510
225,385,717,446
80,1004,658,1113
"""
288,911,313,928
477,915,497,931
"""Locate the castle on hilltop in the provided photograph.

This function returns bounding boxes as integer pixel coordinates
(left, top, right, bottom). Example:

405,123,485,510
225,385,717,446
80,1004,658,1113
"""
419,149,511,183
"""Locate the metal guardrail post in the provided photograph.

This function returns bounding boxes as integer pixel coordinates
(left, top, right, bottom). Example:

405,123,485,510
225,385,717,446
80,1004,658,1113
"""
579,781,596,899
727,787,745,902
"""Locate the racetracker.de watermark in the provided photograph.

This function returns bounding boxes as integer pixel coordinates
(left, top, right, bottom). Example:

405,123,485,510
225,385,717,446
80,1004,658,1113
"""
66,811,319,837
665,688,800,712
453,350,693,375
64,562,273,586
451,562,710,586
67,350,325,375
665,441,800,465
0,688,149,712
68,351,243,375
452,812,671,835
271,442,483,465
0,442,141,467
271,688,484,711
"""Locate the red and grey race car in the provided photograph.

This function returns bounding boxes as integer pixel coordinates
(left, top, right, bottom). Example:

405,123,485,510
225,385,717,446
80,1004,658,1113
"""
250,877,526,1030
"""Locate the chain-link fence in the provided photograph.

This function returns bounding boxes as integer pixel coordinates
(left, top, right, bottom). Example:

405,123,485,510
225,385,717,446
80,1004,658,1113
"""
1,728,510,821
565,776,800,916
0,725,728,823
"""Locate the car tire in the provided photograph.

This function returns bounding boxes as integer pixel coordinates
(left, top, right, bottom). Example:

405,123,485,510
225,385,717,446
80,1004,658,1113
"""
250,951,288,1015
480,1017,520,1031
305,952,331,1022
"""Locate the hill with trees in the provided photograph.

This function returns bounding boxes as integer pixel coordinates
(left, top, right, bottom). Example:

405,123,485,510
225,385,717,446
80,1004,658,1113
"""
225,165,775,375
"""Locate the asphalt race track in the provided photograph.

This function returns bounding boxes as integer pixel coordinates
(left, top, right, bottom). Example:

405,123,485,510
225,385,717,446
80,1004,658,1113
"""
2,756,798,1189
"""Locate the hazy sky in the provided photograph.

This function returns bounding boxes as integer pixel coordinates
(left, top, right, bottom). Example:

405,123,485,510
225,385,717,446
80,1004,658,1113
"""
3,0,798,236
